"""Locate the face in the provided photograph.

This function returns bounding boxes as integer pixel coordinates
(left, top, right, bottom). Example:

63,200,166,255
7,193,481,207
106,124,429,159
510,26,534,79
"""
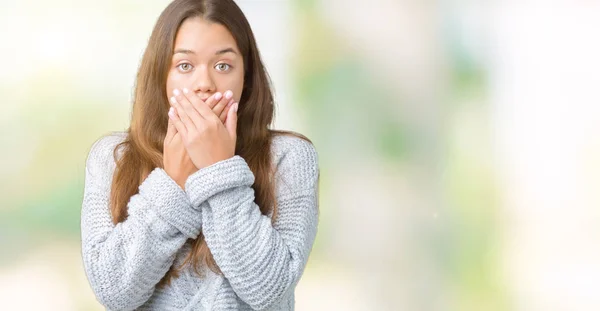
166,16,244,103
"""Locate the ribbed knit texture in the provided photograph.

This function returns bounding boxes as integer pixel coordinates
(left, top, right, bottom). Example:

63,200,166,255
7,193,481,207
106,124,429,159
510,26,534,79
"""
80,131,319,311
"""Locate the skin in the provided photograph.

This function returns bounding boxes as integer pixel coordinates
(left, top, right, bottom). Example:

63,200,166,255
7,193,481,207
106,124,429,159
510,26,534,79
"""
163,17,244,188
166,16,244,117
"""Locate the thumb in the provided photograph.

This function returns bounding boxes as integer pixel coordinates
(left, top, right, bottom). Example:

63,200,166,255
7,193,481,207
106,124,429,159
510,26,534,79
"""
225,102,238,139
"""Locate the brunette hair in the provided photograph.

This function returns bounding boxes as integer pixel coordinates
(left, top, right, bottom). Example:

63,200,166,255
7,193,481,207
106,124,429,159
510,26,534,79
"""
108,0,311,286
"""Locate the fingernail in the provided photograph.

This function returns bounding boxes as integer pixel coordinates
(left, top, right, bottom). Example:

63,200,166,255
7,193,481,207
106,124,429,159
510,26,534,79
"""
170,96,177,104
183,88,189,94
224,90,233,99
214,92,222,101
233,103,238,112
173,89,180,96
169,107,174,115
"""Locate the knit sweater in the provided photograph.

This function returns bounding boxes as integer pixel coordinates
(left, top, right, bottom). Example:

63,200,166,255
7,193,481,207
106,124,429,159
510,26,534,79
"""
80,131,319,311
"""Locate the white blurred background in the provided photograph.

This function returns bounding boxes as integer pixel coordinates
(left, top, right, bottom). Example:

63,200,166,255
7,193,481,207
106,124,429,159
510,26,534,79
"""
1,0,599,310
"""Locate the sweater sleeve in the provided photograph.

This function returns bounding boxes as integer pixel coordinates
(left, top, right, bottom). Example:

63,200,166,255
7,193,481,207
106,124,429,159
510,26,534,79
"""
185,138,319,310
80,135,203,310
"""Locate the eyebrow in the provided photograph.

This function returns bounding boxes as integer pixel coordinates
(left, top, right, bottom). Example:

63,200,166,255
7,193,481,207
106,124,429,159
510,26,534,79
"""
173,48,238,56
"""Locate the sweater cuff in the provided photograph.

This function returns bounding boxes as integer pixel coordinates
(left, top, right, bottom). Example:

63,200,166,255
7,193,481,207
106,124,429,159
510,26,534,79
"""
138,167,203,239
185,155,255,208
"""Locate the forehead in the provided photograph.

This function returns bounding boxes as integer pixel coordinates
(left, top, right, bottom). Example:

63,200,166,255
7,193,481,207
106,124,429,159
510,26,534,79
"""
174,17,238,53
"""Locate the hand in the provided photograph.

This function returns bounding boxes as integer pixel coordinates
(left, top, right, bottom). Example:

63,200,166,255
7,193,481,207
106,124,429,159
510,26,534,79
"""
163,115,198,189
162,90,234,186
168,88,239,170
204,90,236,124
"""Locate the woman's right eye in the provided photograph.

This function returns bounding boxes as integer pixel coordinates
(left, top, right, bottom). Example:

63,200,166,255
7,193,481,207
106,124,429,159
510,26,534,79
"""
177,63,193,72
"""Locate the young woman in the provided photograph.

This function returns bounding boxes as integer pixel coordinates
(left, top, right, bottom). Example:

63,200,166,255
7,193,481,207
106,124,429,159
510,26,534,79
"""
80,0,319,310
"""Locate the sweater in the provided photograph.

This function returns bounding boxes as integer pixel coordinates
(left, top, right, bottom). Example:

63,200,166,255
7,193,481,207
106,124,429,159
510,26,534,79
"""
80,131,319,311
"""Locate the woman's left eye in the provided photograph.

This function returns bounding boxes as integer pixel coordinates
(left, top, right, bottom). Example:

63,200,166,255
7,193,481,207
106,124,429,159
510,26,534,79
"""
215,63,231,72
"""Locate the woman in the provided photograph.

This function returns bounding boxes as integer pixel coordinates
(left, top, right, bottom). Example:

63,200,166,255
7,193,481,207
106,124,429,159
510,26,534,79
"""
80,0,319,310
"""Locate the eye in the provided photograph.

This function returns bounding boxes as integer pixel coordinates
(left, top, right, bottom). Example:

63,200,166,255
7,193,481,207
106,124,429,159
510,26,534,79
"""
177,63,193,72
215,63,232,72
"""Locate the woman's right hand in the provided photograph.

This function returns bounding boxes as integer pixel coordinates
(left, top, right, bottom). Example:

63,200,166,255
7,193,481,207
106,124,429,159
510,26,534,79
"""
163,111,198,189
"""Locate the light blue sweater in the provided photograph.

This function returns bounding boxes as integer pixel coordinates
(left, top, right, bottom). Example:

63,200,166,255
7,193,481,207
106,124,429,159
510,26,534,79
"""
80,131,319,310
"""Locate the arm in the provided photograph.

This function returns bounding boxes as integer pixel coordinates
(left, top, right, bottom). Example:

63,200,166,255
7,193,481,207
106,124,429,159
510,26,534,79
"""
81,135,203,310
184,138,319,310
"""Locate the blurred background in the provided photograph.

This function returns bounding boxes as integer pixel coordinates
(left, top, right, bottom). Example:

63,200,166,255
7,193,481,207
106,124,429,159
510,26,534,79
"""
1,0,600,310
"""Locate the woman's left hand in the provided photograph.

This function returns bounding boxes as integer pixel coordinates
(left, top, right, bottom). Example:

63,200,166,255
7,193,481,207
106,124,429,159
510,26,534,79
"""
168,88,239,170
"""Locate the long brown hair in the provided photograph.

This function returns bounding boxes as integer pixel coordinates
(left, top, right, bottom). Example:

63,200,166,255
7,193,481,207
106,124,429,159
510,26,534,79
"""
108,0,311,286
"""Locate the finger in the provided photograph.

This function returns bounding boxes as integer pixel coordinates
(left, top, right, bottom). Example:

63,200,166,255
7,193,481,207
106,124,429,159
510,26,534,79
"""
164,107,177,144
219,99,234,123
225,102,238,139
204,91,222,109
213,90,233,119
170,113,187,140
170,93,198,134
168,97,189,137
174,88,204,128
181,88,217,121
180,87,208,122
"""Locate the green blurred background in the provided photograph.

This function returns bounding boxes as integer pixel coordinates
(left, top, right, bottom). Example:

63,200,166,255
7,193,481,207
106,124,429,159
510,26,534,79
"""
1,0,600,310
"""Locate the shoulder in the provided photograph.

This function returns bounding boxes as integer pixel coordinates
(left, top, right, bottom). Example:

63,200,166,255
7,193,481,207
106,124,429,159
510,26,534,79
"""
270,132,319,195
85,131,128,179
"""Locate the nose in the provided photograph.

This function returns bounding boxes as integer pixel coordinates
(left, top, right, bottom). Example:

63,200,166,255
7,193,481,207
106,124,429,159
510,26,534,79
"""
192,64,215,94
